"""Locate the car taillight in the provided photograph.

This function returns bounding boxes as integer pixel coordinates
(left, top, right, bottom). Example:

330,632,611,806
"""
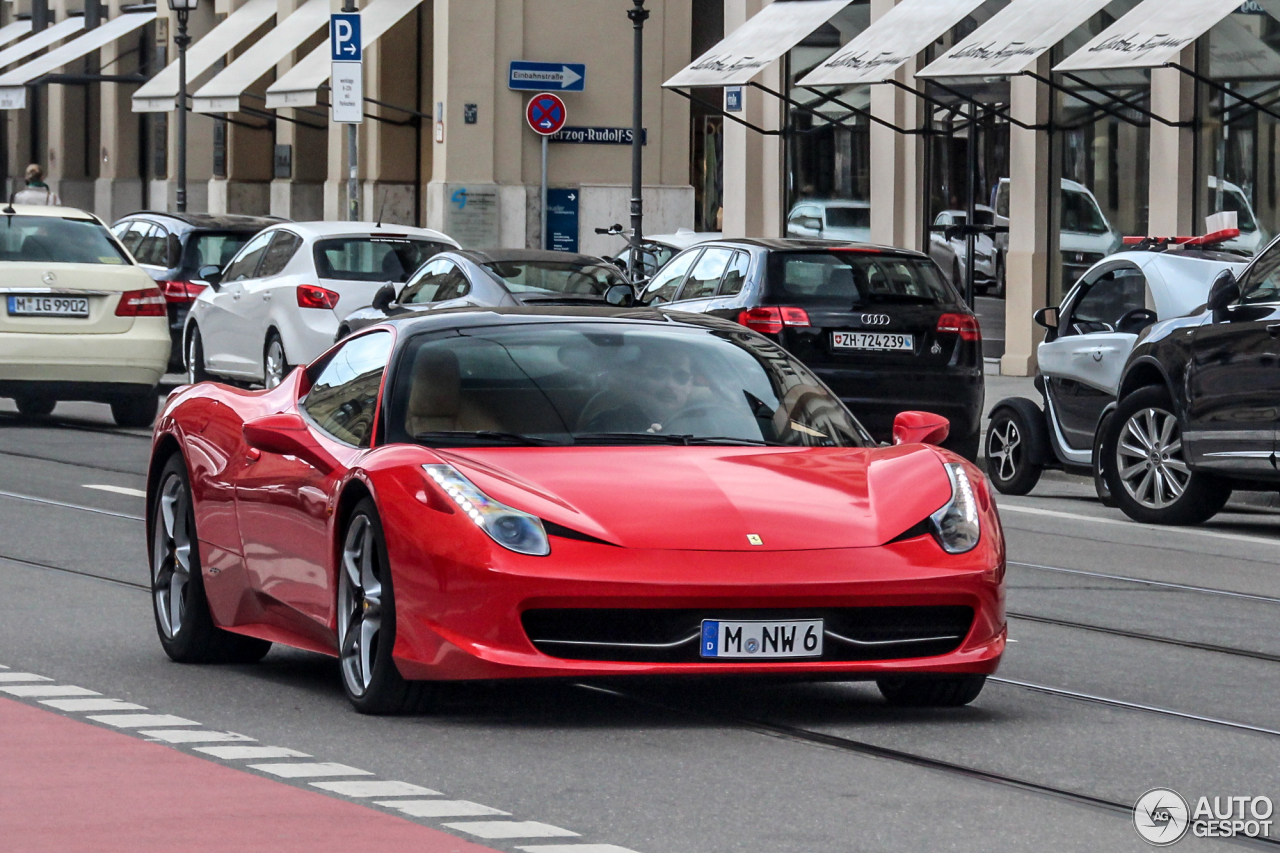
937,312,981,342
297,284,340,310
115,288,167,317
737,306,810,334
158,280,206,303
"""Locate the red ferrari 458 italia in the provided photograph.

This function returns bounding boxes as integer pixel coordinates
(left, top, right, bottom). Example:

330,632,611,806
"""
146,307,1004,714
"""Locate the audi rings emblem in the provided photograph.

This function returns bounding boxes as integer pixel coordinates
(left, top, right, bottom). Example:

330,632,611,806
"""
860,313,891,326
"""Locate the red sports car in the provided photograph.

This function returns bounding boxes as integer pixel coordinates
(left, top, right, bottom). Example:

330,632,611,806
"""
147,308,1005,714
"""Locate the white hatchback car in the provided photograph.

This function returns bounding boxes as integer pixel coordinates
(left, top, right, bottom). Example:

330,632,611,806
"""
184,221,457,387
0,205,170,427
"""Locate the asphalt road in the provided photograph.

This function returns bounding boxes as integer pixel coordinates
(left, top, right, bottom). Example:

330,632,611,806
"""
2,393,1279,852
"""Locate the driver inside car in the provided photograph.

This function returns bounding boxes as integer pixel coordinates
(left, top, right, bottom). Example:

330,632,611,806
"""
578,345,707,434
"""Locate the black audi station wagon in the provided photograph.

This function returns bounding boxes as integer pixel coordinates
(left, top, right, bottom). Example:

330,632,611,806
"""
637,238,984,458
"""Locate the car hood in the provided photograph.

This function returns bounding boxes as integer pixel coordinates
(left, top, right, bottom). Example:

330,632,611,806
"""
435,445,953,551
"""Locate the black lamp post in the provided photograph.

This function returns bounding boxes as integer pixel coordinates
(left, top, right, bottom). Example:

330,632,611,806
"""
626,0,648,281
168,0,198,213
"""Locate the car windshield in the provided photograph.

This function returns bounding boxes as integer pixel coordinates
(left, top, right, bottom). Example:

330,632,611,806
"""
1061,190,1110,234
386,322,870,448
185,231,254,271
482,259,628,297
824,207,870,228
768,251,955,305
314,237,449,282
0,216,129,265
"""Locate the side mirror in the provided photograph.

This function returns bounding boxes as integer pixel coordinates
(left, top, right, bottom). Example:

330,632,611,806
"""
198,264,223,289
372,283,396,312
242,412,337,473
1206,269,1240,313
892,411,951,447
1033,306,1058,330
605,283,635,307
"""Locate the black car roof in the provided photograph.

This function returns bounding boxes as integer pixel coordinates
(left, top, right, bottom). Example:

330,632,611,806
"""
703,236,931,259
453,248,612,266
118,211,286,232
384,305,741,336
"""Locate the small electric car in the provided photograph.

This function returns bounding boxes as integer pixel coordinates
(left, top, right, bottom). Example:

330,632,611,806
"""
985,240,1248,500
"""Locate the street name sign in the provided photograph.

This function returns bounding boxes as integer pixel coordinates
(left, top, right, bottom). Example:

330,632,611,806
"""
548,126,647,145
330,13,362,124
509,60,585,91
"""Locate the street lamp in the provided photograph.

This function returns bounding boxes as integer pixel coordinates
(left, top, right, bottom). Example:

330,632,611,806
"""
168,0,198,213
626,0,648,281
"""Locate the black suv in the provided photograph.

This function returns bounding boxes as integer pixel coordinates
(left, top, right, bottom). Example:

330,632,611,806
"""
1099,242,1280,524
110,212,284,371
637,238,984,458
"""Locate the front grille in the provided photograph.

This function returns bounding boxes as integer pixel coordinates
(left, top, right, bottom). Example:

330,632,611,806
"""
521,606,973,663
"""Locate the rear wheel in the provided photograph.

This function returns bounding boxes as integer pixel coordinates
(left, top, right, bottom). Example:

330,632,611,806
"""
985,400,1045,495
186,326,211,385
14,395,55,417
1092,417,1116,507
151,455,272,664
877,675,986,707
1101,386,1230,525
338,498,434,714
111,392,158,429
263,332,288,390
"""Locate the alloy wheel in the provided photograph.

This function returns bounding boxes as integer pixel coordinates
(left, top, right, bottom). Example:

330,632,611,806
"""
264,338,286,389
338,514,383,698
152,473,192,639
987,419,1021,482
1115,407,1190,509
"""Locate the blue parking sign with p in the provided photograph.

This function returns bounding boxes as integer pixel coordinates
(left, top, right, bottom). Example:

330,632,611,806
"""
331,13,361,62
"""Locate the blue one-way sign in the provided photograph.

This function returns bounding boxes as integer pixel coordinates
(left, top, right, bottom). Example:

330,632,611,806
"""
331,13,361,61
509,60,585,91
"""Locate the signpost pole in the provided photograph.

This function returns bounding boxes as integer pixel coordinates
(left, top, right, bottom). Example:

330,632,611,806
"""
334,1,361,222
627,0,648,280
540,135,549,250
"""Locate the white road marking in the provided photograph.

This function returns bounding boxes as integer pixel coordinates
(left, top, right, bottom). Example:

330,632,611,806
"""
195,745,310,760
0,489,144,521
312,780,441,798
248,762,374,778
40,698,147,712
2,684,100,697
87,713,200,727
140,729,256,743
378,800,510,818
444,822,580,840
82,484,147,498
0,672,52,682
999,503,1280,548
519,847,642,853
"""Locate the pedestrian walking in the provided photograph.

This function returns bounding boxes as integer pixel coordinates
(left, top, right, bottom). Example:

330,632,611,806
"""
11,164,61,205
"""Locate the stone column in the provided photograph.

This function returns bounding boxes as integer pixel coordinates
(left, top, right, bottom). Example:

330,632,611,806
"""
271,0,325,219
868,0,923,251
1000,59,1053,378
721,0,781,239
96,0,147,219
1148,47,1196,237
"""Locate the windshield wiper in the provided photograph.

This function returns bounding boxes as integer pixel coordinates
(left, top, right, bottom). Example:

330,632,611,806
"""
572,432,782,447
413,430,566,446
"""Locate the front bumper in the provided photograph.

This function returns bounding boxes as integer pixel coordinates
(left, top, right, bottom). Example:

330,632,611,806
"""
0,320,171,387
385,514,1006,682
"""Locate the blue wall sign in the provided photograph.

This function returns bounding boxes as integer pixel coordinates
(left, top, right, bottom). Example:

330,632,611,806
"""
546,188,580,253
330,14,361,61
725,86,743,112
509,61,586,91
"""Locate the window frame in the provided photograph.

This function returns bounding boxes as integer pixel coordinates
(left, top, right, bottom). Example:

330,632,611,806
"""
256,230,303,279
1060,261,1148,337
300,329,396,448
221,229,276,283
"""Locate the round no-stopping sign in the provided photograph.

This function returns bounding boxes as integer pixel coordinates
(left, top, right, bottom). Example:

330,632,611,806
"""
526,93,567,136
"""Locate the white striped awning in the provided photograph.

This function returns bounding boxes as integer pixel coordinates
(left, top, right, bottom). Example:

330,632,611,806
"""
132,0,276,112
0,20,34,52
1055,0,1245,72
0,12,154,110
0,17,84,74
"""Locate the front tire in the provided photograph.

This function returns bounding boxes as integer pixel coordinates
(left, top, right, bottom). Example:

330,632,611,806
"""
338,498,434,714
985,400,1045,495
878,675,986,707
186,326,212,385
111,392,158,429
150,455,272,663
263,332,289,390
1101,386,1230,525
14,395,55,417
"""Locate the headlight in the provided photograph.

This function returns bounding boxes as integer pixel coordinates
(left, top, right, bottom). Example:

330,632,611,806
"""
930,462,980,554
423,464,550,556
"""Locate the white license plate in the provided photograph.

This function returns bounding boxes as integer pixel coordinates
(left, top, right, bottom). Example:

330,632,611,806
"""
7,295,90,318
700,619,823,659
832,331,913,351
